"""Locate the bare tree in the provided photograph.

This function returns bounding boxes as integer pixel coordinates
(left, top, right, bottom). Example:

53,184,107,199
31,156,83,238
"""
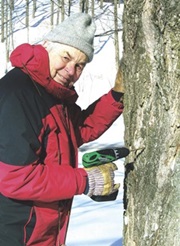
79,0,88,13
79,0,83,12
91,0,95,17
99,0,103,9
50,0,55,27
67,0,71,17
32,0,37,18
56,0,61,24
5,1,10,62
85,0,89,13
1,0,5,42
123,0,180,245
61,0,65,21
25,0,29,27
9,0,14,10
114,0,119,69
25,0,30,41
8,0,14,49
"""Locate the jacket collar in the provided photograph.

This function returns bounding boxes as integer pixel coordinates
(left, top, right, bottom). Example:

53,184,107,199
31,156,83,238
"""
10,43,78,104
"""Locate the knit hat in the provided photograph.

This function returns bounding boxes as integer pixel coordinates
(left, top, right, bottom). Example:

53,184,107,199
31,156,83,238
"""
44,13,96,62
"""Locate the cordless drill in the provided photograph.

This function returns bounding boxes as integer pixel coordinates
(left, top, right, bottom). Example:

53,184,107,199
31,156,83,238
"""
82,147,129,202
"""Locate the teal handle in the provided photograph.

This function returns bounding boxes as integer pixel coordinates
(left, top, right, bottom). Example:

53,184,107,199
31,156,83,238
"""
82,149,118,168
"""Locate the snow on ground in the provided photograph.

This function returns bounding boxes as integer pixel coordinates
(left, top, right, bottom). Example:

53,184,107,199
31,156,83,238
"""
66,115,125,246
0,1,125,245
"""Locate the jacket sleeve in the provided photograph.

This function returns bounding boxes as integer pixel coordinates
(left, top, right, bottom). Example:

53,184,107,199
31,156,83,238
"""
70,90,124,147
0,88,87,202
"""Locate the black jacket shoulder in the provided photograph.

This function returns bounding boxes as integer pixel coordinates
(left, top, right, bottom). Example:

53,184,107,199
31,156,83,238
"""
0,68,57,110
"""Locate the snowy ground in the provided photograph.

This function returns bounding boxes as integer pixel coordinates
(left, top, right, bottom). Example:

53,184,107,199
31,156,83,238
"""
0,1,125,245
66,115,125,246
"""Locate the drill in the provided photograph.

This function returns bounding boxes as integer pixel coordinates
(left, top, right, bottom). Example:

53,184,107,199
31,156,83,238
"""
82,147,129,202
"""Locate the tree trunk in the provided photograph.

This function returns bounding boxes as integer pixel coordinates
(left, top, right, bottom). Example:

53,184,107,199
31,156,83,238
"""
1,0,5,42
32,0,37,18
61,0,65,21
67,0,71,17
5,2,10,62
99,0,103,9
122,0,180,245
9,0,14,50
50,0,54,27
25,0,29,42
91,0,95,17
114,0,119,69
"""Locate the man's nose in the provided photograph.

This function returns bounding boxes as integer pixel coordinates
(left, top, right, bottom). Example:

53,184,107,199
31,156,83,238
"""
66,63,76,76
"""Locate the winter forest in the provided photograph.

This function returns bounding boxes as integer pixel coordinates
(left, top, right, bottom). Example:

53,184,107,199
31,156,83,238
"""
0,0,123,77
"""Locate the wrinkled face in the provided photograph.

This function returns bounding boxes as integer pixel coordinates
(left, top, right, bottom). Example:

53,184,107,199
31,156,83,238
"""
43,41,88,88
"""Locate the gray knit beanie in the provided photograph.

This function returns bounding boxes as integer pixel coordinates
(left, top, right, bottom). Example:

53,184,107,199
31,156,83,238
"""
44,13,96,62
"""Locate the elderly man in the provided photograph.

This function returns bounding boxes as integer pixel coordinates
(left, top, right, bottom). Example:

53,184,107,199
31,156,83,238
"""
0,13,124,246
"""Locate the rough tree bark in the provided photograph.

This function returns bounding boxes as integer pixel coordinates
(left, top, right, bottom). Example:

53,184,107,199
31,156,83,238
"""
122,0,180,245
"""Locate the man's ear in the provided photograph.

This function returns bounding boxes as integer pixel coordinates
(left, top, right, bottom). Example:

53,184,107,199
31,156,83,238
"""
42,41,53,52
42,41,48,49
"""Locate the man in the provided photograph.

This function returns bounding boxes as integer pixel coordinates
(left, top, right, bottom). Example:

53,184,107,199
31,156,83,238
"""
0,13,124,246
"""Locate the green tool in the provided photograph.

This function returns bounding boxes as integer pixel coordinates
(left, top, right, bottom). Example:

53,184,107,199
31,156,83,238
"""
82,147,129,168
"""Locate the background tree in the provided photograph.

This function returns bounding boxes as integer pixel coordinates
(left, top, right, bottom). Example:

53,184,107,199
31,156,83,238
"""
59,0,65,21
8,0,14,50
25,0,29,41
114,0,119,69
91,0,95,17
32,0,37,18
0,0,123,77
79,0,88,13
67,0,70,17
122,0,180,245
5,1,11,62
1,0,5,42
99,0,104,9
10,0,14,10
50,0,54,27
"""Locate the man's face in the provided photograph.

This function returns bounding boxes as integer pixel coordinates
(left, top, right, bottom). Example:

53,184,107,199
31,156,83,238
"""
44,42,88,88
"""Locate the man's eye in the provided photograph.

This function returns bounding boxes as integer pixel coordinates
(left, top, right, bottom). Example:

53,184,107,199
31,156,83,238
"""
62,56,69,62
76,64,84,72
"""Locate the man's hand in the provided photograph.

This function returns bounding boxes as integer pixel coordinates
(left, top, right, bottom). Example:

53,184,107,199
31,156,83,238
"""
113,64,124,93
84,163,120,197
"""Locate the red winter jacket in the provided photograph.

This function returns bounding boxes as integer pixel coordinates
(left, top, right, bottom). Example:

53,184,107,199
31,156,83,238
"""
0,44,123,246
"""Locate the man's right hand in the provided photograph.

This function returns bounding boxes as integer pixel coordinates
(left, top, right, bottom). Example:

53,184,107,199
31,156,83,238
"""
84,162,120,197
